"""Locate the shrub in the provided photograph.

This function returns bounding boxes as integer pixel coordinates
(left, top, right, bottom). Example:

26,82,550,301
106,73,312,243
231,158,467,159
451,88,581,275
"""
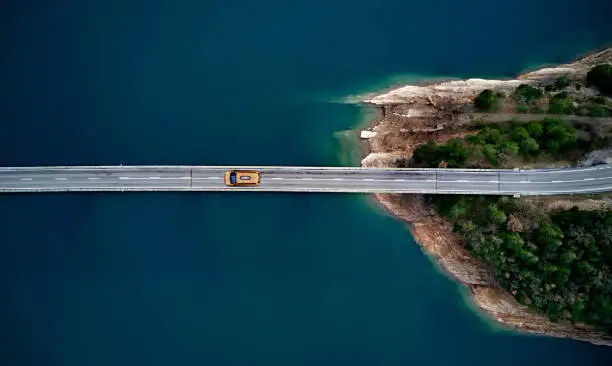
475,89,496,111
482,144,497,165
516,84,543,104
541,118,577,154
412,139,470,168
587,64,612,94
527,121,544,138
519,137,540,155
588,106,610,117
590,96,607,104
554,75,570,89
548,94,574,114
516,104,529,113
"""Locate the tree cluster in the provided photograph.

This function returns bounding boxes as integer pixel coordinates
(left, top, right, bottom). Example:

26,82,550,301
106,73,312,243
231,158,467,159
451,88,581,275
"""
432,196,612,332
411,118,579,168
411,138,469,168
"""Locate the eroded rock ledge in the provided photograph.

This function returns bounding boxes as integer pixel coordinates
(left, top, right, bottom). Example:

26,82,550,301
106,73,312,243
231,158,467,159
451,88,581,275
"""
360,48,612,346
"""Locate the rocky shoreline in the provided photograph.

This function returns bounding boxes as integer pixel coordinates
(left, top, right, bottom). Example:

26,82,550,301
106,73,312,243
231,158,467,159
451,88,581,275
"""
358,48,612,346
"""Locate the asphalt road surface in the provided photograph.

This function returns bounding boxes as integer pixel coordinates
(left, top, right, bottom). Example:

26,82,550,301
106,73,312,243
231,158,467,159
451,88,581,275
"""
0,165,611,195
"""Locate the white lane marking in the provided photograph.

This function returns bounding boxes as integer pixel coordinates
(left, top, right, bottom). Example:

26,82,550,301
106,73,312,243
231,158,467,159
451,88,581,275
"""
363,179,374,181
333,178,343,181
271,177,283,180
117,177,190,180
20,178,32,181
279,178,434,183
542,185,612,193
523,165,612,174
426,179,436,182
489,180,499,183
509,176,612,184
456,180,468,183
88,177,100,180
55,178,67,180
504,185,612,194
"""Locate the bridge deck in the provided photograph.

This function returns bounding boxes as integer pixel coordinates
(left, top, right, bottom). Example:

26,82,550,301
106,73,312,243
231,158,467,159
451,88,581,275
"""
0,165,611,195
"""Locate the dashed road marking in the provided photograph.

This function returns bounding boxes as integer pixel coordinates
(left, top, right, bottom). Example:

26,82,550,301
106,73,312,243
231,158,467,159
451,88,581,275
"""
20,178,32,181
55,178,67,180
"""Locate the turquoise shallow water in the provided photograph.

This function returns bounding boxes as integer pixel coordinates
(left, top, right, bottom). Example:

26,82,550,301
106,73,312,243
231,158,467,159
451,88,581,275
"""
1,1,612,365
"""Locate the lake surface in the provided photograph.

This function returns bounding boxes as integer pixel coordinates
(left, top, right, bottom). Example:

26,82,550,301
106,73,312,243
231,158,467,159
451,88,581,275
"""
1,1,611,365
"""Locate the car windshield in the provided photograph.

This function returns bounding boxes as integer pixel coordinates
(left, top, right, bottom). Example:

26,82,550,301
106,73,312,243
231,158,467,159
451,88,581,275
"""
229,172,237,184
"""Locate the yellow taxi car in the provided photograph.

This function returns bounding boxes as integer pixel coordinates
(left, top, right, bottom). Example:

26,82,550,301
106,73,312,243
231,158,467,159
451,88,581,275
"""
224,170,261,186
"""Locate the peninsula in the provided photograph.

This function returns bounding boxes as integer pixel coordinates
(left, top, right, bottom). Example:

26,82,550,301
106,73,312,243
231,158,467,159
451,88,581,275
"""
358,48,612,346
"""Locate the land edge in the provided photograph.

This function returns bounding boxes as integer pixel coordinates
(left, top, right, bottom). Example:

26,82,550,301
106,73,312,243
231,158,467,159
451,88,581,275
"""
356,47,612,346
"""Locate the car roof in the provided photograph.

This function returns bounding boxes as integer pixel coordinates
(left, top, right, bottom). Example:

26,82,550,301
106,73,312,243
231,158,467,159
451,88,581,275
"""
236,171,260,180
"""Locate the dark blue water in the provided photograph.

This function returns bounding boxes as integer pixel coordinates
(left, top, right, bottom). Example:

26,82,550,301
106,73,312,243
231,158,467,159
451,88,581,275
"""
1,1,611,365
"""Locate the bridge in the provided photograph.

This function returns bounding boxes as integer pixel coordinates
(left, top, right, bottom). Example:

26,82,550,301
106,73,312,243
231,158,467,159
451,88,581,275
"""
0,165,611,195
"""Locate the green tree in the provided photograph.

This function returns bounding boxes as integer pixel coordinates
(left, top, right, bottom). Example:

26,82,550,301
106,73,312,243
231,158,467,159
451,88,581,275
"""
554,75,570,89
449,202,467,220
500,141,519,156
465,134,483,145
520,250,540,265
519,137,540,155
527,121,544,139
588,106,610,117
488,204,507,225
484,128,503,145
512,127,530,142
536,222,564,252
412,140,439,167
587,64,612,94
516,104,529,113
482,144,497,165
516,84,543,104
548,94,574,114
475,89,496,111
